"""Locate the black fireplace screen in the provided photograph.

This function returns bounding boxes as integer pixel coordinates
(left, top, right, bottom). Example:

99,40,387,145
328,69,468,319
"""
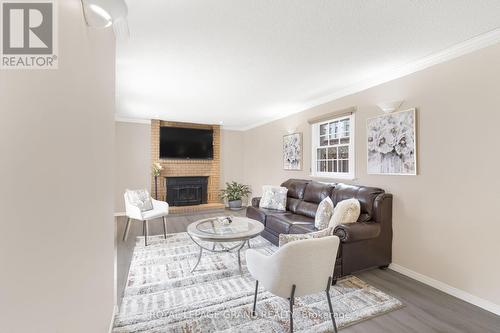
165,177,208,206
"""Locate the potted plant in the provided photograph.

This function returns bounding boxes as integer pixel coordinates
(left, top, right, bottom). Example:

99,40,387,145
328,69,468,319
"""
220,181,251,210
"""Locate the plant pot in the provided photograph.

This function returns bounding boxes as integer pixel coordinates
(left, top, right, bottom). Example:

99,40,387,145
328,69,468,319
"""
228,199,242,210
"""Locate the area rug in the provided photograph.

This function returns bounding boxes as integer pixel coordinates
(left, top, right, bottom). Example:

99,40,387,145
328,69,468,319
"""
113,233,403,332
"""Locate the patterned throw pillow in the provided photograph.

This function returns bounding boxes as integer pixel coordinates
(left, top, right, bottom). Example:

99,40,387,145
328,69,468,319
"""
329,198,360,228
279,227,334,247
126,189,154,212
259,186,288,211
315,197,334,230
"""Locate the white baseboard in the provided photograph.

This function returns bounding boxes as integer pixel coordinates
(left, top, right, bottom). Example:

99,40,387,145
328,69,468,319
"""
389,263,500,316
108,305,118,333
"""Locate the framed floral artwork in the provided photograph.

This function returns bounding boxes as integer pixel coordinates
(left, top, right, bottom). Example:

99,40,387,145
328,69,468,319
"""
283,133,302,170
367,109,417,175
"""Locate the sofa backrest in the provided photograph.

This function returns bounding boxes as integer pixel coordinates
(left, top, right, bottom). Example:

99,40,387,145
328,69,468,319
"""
290,181,334,218
330,183,384,222
280,179,309,213
280,179,386,223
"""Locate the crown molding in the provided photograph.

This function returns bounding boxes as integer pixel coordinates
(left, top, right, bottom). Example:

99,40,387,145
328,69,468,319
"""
236,28,500,131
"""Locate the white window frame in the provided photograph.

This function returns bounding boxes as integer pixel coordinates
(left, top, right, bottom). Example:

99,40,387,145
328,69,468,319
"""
311,113,355,180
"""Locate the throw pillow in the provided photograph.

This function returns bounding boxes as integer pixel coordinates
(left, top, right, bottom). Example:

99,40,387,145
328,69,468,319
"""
126,189,154,212
329,198,360,228
315,197,334,230
259,185,288,211
279,227,334,247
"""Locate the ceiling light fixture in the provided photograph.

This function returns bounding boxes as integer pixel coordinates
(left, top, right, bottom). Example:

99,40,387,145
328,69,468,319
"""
81,0,129,38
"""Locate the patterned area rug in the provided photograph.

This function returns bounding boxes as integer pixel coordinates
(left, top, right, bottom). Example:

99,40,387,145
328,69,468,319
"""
113,233,403,332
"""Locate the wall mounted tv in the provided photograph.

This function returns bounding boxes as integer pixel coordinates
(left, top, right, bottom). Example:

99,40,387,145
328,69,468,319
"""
160,126,214,160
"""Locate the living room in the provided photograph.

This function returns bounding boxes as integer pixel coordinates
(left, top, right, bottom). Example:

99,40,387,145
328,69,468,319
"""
1,1,500,333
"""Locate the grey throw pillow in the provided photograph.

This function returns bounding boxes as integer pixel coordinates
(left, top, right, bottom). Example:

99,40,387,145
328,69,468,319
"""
259,186,288,211
126,189,154,212
279,227,334,247
315,197,334,230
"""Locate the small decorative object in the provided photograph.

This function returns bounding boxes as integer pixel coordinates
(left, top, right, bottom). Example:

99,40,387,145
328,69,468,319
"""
367,108,417,175
220,181,251,210
283,132,302,170
217,216,233,225
152,162,163,199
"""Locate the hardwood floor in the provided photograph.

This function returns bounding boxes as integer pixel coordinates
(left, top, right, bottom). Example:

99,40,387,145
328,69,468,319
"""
116,209,500,332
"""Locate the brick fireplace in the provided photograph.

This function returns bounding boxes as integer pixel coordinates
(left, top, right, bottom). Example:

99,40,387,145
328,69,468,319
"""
151,120,223,212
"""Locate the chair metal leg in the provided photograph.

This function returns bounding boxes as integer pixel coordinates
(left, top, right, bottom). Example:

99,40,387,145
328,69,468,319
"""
252,280,259,316
326,276,338,333
162,216,167,239
122,218,131,242
289,284,296,333
144,220,149,246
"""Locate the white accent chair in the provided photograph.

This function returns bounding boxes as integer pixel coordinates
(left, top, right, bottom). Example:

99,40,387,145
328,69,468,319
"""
246,236,340,333
123,192,169,246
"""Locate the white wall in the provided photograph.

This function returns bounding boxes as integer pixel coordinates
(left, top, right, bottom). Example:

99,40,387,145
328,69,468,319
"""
0,1,116,332
242,43,500,308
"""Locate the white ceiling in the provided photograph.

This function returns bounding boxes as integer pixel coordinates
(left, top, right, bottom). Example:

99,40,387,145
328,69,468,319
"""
116,0,500,130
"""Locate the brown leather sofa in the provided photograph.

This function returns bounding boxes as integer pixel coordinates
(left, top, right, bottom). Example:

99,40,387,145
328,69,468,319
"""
246,179,393,279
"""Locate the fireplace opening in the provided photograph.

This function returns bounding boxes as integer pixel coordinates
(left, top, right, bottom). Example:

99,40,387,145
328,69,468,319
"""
165,176,208,206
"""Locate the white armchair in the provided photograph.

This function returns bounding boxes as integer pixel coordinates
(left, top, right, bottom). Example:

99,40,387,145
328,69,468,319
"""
123,191,169,246
246,236,340,333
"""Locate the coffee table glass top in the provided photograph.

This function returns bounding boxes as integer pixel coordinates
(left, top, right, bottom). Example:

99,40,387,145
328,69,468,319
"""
187,216,264,241
196,217,251,235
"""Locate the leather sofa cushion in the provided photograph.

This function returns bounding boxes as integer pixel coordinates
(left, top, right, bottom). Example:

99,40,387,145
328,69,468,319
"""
281,179,309,199
331,183,384,219
303,181,334,203
289,223,315,234
246,206,287,226
266,213,314,235
295,201,319,219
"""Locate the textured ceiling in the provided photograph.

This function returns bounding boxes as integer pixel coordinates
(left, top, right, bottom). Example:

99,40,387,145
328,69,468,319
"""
116,0,500,129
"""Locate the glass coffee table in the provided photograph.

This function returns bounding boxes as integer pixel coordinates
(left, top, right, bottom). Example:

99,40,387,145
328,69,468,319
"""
187,216,264,273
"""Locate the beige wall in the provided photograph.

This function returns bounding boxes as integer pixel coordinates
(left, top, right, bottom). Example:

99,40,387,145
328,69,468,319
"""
220,129,245,186
115,122,151,212
242,44,500,306
0,1,116,332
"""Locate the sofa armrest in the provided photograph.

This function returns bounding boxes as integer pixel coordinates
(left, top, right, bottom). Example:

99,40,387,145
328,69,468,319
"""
251,197,261,208
334,222,381,243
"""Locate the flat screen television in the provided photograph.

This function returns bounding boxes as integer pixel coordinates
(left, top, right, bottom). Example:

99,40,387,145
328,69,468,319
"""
160,126,214,160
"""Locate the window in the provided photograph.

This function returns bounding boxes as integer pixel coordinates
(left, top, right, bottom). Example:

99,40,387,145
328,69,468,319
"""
311,114,355,179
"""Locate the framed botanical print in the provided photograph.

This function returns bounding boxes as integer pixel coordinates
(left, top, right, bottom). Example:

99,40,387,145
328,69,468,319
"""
367,108,417,175
283,132,302,170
